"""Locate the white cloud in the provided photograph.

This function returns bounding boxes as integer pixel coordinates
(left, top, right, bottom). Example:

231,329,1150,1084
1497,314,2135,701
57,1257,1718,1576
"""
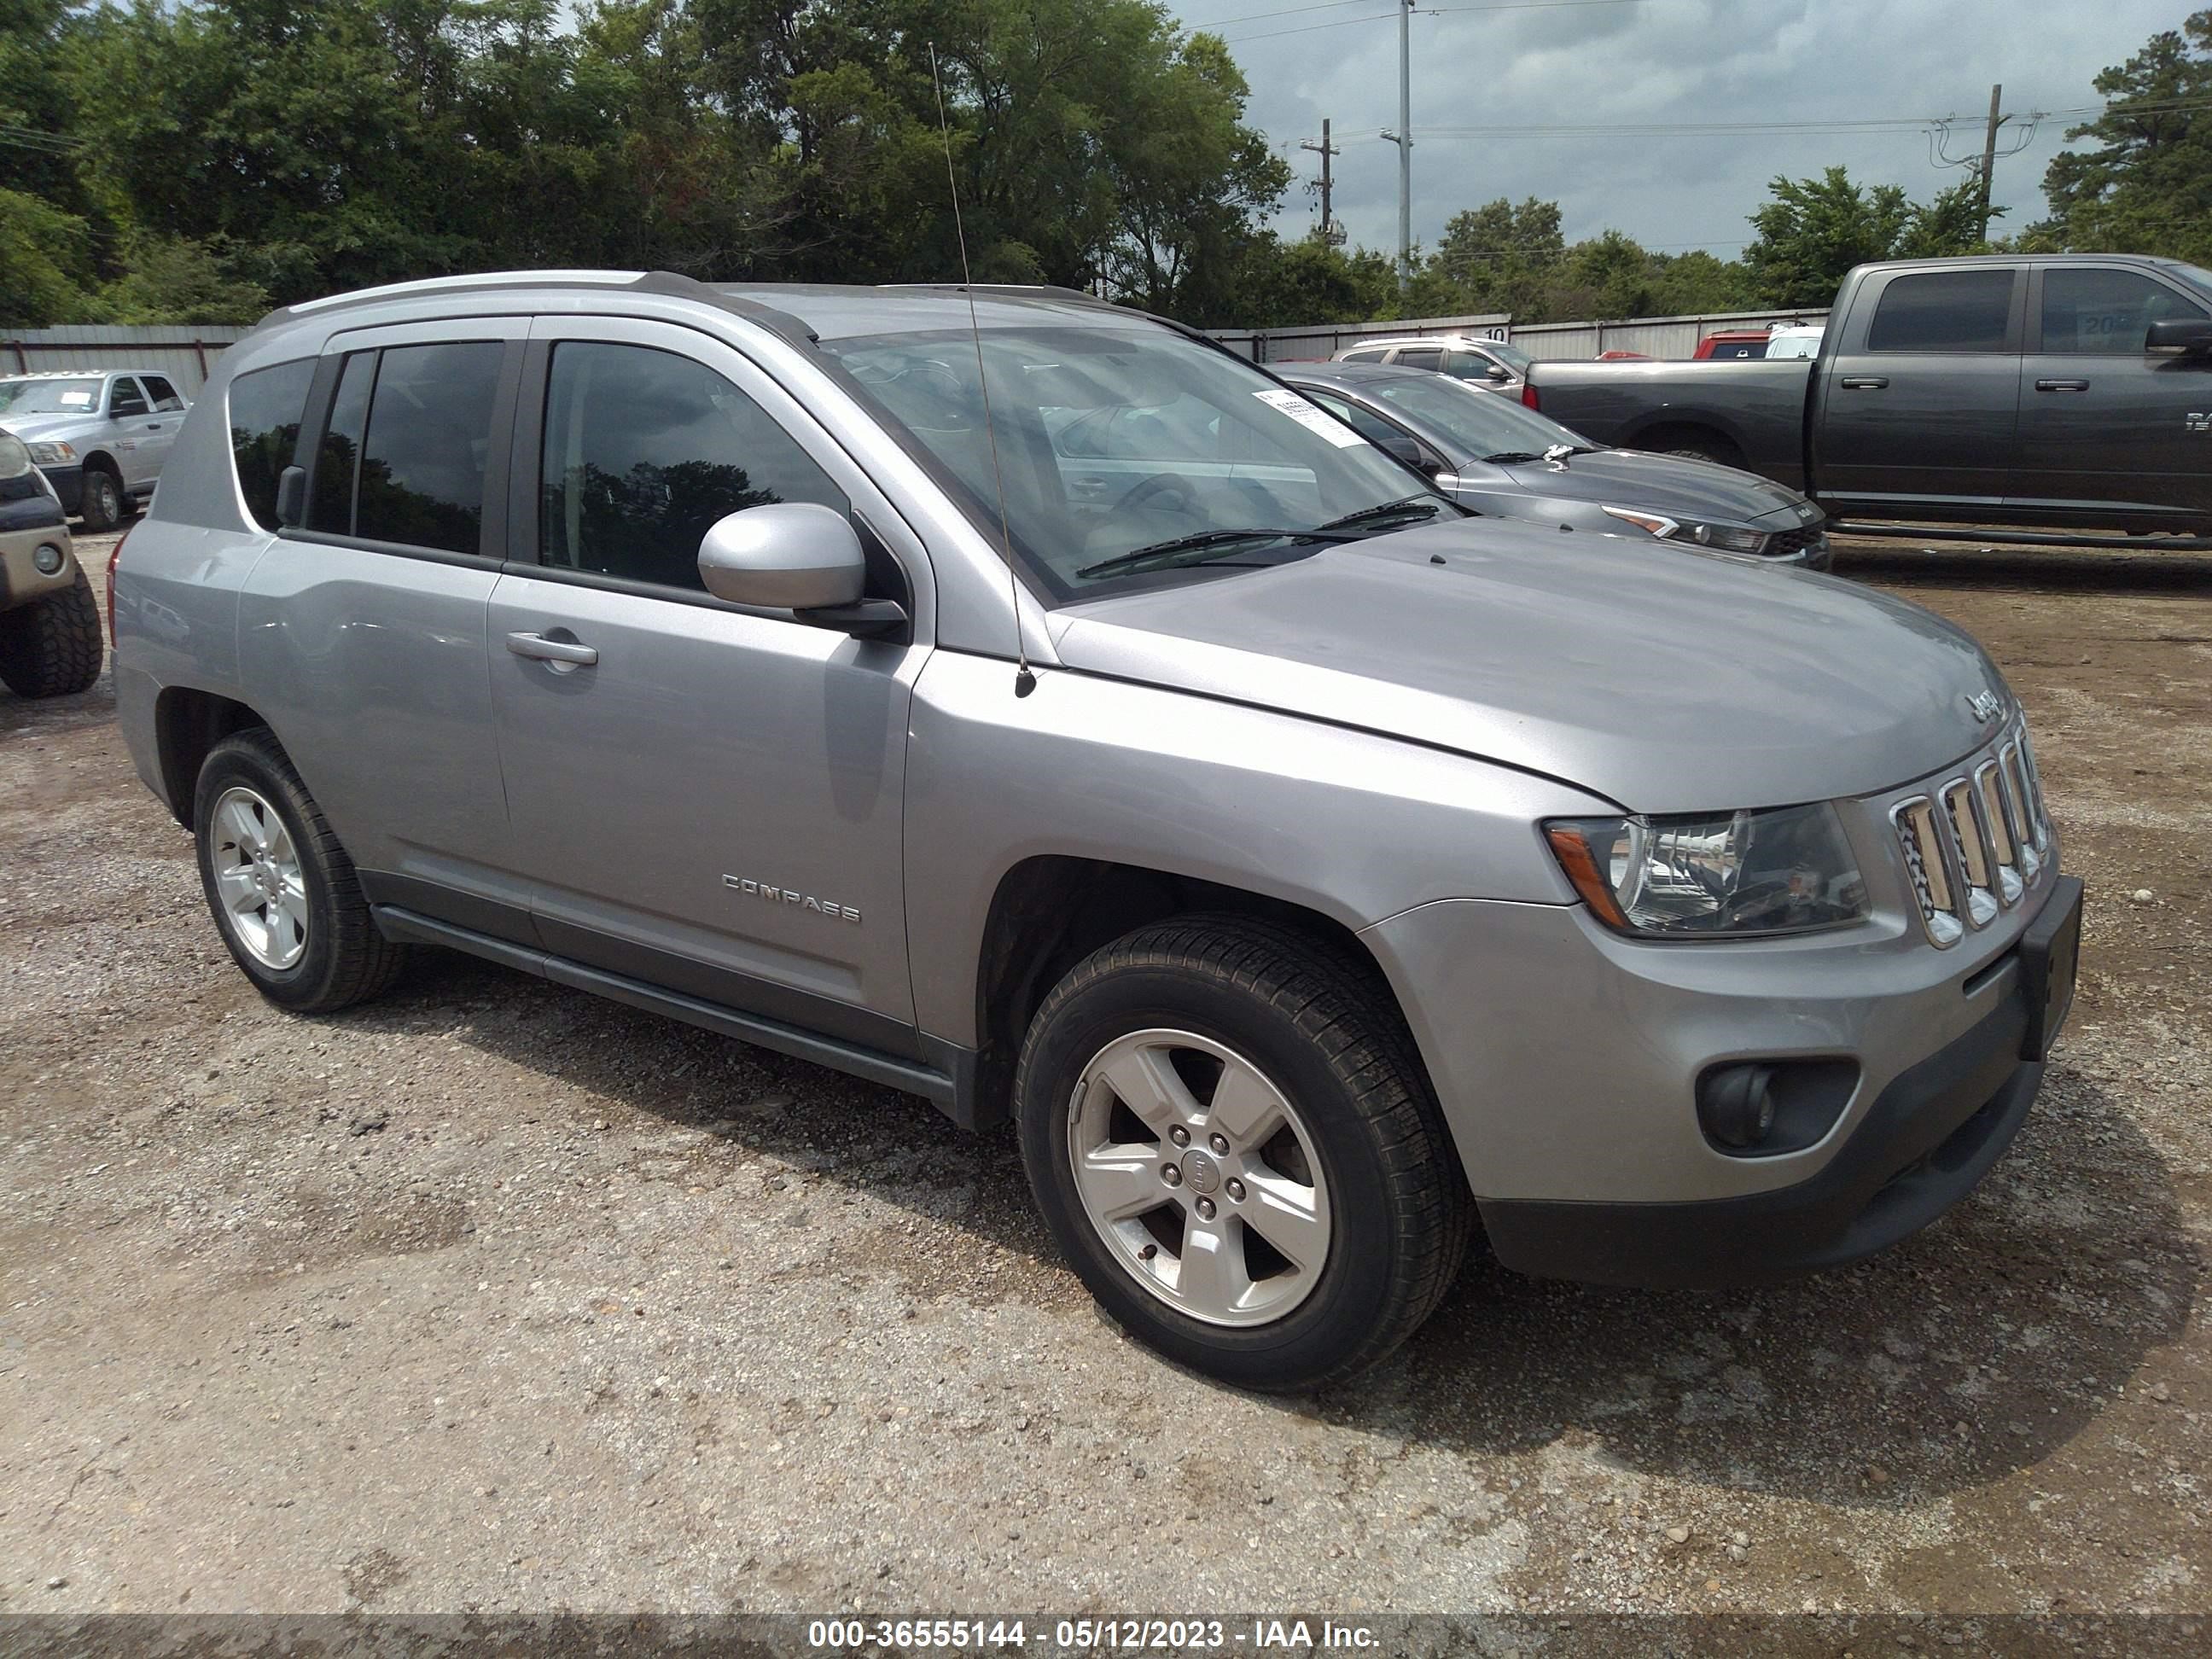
1180,0,2189,258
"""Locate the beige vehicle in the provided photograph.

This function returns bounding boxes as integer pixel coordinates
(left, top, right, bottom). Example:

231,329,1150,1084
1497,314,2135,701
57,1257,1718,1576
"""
0,429,102,698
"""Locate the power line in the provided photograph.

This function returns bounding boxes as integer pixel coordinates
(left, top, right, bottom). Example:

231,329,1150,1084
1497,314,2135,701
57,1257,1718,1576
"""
1222,0,1644,44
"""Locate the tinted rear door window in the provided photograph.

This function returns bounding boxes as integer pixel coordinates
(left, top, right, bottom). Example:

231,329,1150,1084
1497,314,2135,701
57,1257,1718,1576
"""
1866,270,2017,352
1394,346,1443,370
309,352,374,534
142,375,186,411
539,341,848,592
226,358,316,530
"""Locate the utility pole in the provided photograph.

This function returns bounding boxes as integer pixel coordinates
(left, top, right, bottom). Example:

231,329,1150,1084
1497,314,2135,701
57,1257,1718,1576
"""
1301,119,1344,245
1976,83,2004,244
1379,0,1413,294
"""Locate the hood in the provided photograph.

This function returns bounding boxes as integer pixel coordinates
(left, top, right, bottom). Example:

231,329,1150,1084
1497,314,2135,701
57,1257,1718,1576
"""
0,411,91,443
1049,517,2008,815
1493,447,1817,527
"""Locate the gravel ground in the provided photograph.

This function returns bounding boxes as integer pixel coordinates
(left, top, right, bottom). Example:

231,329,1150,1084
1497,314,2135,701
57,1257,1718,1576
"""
1,528,2206,1627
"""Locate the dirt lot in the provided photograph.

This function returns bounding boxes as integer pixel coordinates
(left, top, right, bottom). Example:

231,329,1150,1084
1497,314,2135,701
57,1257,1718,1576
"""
1,531,2206,1629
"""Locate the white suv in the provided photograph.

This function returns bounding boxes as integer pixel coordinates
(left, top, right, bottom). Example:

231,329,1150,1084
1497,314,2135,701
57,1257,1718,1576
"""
1329,334,1532,395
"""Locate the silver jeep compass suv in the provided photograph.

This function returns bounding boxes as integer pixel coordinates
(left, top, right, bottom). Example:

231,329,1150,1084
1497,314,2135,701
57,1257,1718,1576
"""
113,272,2082,1391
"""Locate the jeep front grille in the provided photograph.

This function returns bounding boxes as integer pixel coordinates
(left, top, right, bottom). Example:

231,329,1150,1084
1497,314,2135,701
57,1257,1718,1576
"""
1891,729,2052,947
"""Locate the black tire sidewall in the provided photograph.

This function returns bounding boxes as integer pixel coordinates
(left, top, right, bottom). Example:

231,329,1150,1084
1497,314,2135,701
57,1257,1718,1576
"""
1017,958,1410,1390
82,469,121,533
192,740,348,1010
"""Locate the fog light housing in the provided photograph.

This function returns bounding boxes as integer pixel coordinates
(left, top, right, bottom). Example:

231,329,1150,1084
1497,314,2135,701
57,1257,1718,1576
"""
1698,1063,1778,1149
33,543,66,575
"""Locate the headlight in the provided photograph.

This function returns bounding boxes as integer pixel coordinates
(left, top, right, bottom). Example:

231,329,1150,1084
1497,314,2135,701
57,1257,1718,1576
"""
26,440,76,464
1601,505,1768,556
1545,804,1870,938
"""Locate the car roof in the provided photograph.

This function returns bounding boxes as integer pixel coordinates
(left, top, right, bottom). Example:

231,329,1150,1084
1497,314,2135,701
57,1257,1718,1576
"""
1276,361,1441,387
0,368,178,380
1340,335,1494,351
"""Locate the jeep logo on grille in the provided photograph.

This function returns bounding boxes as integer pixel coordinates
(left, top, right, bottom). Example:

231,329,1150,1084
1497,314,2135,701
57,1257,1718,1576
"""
1965,690,2003,725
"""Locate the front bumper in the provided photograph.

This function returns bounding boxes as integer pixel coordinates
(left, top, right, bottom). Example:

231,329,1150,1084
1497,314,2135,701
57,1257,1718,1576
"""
35,464,84,515
1478,973,2046,1288
0,515,78,608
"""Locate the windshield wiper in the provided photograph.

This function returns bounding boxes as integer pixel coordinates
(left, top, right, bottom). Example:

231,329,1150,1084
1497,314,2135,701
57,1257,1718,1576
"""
1075,527,1359,579
1479,451,1546,463
1316,494,1447,531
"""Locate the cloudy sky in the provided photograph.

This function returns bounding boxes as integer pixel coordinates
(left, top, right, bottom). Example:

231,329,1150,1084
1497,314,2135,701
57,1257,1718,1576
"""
1169,0,2188,260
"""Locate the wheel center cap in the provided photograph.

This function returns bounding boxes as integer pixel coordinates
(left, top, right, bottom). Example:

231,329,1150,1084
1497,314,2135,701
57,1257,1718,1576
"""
1182,1150,1220,1195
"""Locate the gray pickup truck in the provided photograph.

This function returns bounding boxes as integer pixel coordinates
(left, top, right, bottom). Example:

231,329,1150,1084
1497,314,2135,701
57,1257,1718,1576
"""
1524,254,2212,534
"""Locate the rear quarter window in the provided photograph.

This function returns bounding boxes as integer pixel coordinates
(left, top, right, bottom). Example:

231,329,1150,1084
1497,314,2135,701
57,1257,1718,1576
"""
227,359,317,530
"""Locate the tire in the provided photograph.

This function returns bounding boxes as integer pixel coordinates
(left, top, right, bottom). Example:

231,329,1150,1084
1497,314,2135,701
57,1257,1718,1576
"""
1015,915,1471,1393
79,466,124,533
0,565,103,698
192,729,407,1013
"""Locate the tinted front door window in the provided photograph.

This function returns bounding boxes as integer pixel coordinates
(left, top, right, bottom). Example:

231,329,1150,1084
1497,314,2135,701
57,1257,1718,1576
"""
539,341,848,591
2040,268,2207,353
109,377,149,417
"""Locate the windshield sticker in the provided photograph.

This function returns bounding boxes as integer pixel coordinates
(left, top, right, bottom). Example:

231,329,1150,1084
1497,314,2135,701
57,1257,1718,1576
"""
59,390,94,407
1252,387,1366,447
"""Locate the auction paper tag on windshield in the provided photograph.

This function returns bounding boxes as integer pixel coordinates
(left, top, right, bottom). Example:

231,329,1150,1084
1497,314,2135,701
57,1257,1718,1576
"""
59,391,93,407
1252,387,1366,446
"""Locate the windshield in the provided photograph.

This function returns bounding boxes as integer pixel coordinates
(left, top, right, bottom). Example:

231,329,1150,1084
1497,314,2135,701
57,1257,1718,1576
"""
1365,373,1588,457
0,377,102,416
823,325,1452,596
1485,340,1534,375
2172,262,2212,300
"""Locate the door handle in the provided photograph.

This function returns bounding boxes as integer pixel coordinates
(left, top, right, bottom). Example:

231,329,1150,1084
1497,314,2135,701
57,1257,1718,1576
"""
505,631,598,667
1838,375,1889,389
2035,378,2090,392
144,422,164,431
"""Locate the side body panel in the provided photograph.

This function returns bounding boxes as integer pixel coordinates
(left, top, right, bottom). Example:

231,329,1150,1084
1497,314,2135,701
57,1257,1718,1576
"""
1810,265,2026,509
2011,262,2212,526
1522,360,1814,489
486,314,934,1039
901,649,1609,1049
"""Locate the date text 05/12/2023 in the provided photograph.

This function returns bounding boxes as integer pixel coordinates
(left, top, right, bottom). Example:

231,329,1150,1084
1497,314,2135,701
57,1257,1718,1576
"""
805,1617,1382,1651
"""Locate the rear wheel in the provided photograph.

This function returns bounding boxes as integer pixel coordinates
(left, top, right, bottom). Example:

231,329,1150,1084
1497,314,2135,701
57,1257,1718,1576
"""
193,730,407,1012
0,565,102,698
1015,916,1470,1392
79,465,124,533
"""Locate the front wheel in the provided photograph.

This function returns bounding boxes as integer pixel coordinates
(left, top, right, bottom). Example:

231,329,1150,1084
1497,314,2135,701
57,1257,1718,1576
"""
1015,917,1470,1392
79,467,124,533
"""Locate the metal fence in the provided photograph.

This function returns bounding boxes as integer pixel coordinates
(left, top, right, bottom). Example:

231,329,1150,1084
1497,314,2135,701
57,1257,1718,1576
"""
3,325,252,398
1210,307,1830,364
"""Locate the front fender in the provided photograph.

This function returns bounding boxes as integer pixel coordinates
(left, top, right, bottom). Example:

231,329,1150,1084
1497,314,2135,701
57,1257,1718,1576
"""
901,650,1611,1047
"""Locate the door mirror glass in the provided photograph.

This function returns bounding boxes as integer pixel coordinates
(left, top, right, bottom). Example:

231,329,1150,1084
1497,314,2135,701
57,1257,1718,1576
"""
698,503,867,610
2145,317,2212,356
1484,364,1511,381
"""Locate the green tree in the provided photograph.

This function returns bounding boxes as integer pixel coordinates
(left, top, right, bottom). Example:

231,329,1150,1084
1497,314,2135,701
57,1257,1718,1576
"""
2033,9,2212,262
1742,166,1996,307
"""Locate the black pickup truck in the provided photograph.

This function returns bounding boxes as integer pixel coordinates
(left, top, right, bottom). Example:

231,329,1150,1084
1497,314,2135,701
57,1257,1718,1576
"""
1523,254,2212,533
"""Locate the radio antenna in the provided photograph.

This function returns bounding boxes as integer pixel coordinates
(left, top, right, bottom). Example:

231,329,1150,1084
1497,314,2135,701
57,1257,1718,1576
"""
929,42,1035,697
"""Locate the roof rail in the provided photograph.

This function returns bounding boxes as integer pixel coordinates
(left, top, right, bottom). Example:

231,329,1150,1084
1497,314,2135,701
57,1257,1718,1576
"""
889,282,1115,309
257,268,821,351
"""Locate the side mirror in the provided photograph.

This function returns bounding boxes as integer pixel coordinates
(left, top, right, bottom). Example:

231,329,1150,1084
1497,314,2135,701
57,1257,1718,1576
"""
2145,317,2212,357
1379,434,1446,479
1484,364,1510,382
275,464,306,529
697,503,907,636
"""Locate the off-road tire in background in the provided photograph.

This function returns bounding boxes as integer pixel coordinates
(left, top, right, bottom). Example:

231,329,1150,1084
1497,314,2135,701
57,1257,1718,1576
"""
79,465,125,533
1015,915,1472,1393
193,729,408,1013
0,565,104,698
